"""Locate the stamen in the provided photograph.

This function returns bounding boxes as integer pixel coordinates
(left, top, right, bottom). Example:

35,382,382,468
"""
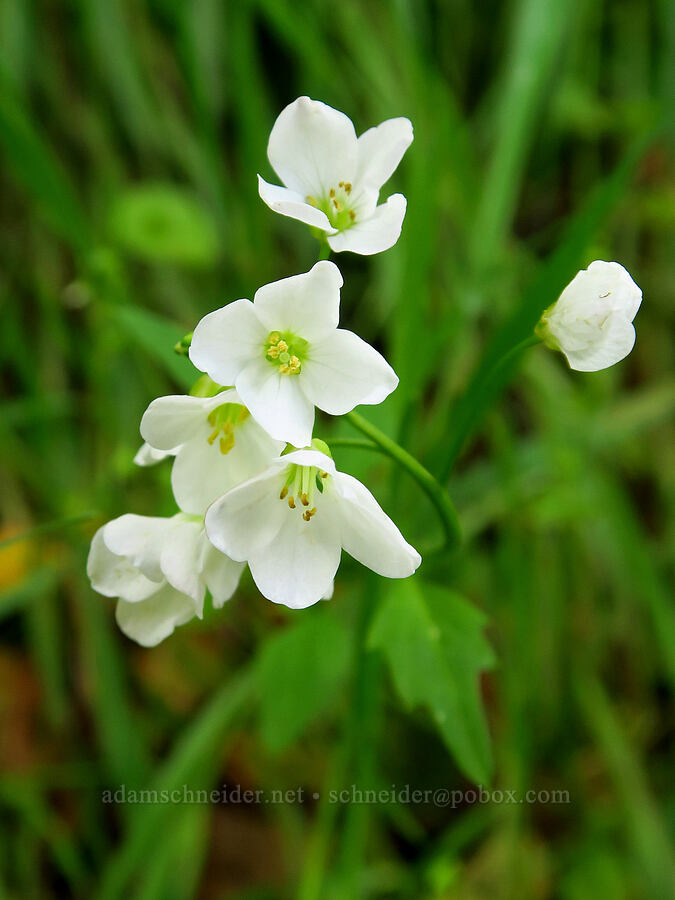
276,340,288,353
288,496,296,509
301,493,309,506
207,428,219,445
279,486,288,500
344,182,352,194
303,507,317,522
306,196,317,207
329,187,336,197
219,434,235,454
349,210,355,220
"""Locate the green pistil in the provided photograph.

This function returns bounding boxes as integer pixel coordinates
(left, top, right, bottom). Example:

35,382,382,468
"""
264,330,308,375
279,463,329,521
306,181,357,232
206,403,249,455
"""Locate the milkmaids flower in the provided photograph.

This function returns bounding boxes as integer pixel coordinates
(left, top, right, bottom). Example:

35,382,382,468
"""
139,389,284,515
87,513,244,646
537,261,642,372
189,261,398,447
258,97,413,255
205,447,421,610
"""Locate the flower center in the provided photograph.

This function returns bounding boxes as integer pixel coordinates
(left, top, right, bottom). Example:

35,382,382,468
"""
307,181,356,231
278,463,329,522
264,331,308,375
206,403,249,455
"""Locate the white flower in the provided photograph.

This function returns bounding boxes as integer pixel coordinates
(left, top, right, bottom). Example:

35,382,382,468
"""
189,261,398,447
538,261,642,372
258,97,413,255
204,448,421,610
87,513,243,646
139,389,284,515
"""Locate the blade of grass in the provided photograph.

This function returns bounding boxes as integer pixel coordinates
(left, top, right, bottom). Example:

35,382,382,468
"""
96,666,254,900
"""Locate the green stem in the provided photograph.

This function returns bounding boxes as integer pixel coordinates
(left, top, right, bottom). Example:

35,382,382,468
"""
328,437,378,452
317,241,331,261
344,411,461,549
439,333,541,482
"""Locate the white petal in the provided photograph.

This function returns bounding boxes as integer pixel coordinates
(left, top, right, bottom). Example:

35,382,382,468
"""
257,176,336,233
585,260,642,320
247,497,342,609
563,316,636,372
301,329,398,415
134,443,172,466
171,415,284,516
115,585,197,647
281,448,337,474
140,393,228,452
267,96,358,197
332,472,421,577
253,262,342,343
200,543,245,609
87,527,160,603
159,518,206,609
327,194,407,255
356,117,413,191
102,514,176,583
236,356,315,447
205,466,288,562
189,299,266,386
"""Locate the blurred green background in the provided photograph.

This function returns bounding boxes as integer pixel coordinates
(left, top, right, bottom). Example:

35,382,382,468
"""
0,0,673,897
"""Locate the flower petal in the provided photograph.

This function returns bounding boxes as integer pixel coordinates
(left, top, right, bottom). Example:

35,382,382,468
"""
189,299,266,386
563,316,636,372
115,585,197,647
301,329,398,415
171,414,284,516
102,514,175,583
200,543,245,609
257,176,336,233
267,96,358,197
327,193,407,255
159,518,206,609
205,466,288,562
253,261,342,343
356,117,413,191
247,499,342,608
87,527,161,602
332,472,421,577
236,356,315,447
134,442,172,466
140,393,231,452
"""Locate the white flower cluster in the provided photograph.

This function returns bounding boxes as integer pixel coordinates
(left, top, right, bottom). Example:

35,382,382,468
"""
89,97,421,646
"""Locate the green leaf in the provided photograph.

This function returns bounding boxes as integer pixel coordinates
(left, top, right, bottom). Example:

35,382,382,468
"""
107,183,219,267
257,610,351,752
369,580,495,784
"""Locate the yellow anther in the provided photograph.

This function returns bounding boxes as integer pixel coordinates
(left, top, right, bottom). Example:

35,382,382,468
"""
338,181,343,187
207,428,219,445
320,471,328,478
267,346,279,359
344,182,352,194
276,339,288,353
219,433,235,455
306,196,317,206
303,507,317,522
332,198,341,210
279,364,290,374
268,331,281,345
349,210,355,220
329,187,336,197
279,486,288,500
301,493,309,506
288,496,296,509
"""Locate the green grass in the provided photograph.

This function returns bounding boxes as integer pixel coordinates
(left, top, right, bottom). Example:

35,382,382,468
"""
0,0,672,897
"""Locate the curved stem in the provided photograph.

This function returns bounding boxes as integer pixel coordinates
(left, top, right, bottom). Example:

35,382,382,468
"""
344,410,461,549
328,437,378,452
317,242,331,261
